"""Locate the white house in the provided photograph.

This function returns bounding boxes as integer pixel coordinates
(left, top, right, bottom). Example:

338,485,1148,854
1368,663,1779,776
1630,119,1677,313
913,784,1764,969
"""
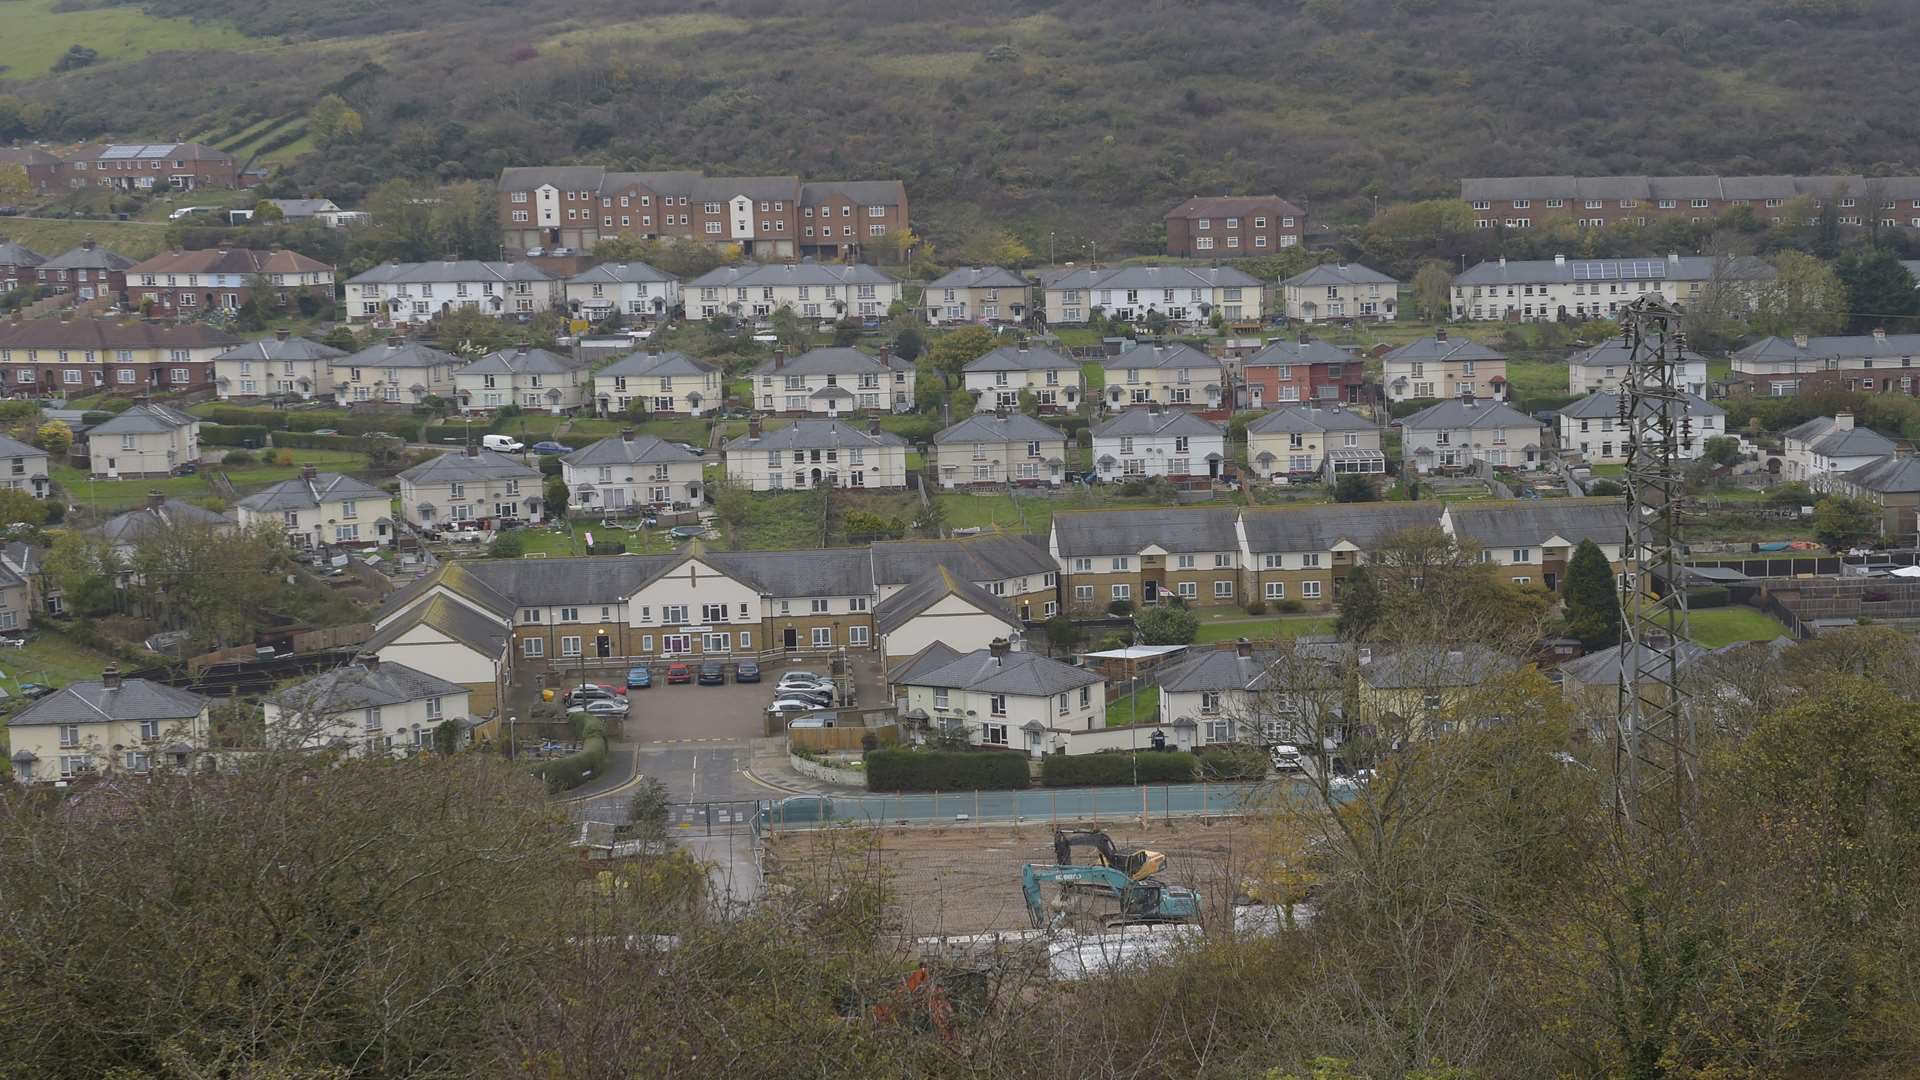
961,344,1082,413
333,337,460,406
923,266,1030,324
345,261,563,326
6,668,210,785
93,493,233,562
1042,265,1263,325
685,262,902,321
263,654,472,758
1099,344,1225,410
396,446,545,529
929,411,1069,488
85,401,198,478
454,346,590,415
722,416,908,491
1782,413,1898,486
892,638,1105,756
1279,262,1398,323
750,347,915,414
872,570,1024,660
1400,397,1545,474
212,329,347,401
1450,253,1774,323
235,465,391,549
561,430,704,510
1566,339,1708,397
0,433,50,498
1381,331,1509,403
592,348,725,416
1091,406,1228,481
563,261,680,322
1156,639,1316,747
1556,391,1724,465
363,593,512,718
1245,405,1385,483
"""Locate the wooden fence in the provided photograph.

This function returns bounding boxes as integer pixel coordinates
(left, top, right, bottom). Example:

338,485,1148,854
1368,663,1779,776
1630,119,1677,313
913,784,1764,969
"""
789,723,900,753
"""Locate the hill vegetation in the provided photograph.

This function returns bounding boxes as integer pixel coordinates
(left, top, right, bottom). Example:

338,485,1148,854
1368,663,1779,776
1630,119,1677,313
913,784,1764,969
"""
2,0,1918,249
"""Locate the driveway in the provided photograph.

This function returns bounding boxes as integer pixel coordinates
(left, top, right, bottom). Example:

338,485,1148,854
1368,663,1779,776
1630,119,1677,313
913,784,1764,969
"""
628,674,774,743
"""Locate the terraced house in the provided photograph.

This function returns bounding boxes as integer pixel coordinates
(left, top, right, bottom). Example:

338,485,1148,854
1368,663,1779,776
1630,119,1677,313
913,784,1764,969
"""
495,167,907,261
562,261,679,321
1450,253,1772,323
869,533,1059,623
961,344,1082,412
1460,173,1911,230
1245,405,1384,484
126,247,336,316
211,329,346,401
929,411,1070,488
923,266,1030,324
1279,262,1398,323
345,261,562,327
0,317,235,395
722,417,908,490
332,337,459,405
1098,344,1227,410
1043,265,1264,326
1441,500,1628,591
750,347,914,415
1051,507,1243,614
1731,329,1920,399
560,430,704,511
454,346,590,414
592,348,724,416
1241,333,1367,407
1163,195,1305,257
235,464,391,550
687,262,903,323
63,142,240,191
1237,503,1445,611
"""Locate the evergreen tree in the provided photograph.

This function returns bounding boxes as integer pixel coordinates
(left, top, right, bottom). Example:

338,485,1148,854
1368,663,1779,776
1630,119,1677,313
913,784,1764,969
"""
1562,538,1621,650
1334,563,1383,640
1833,247,1920,333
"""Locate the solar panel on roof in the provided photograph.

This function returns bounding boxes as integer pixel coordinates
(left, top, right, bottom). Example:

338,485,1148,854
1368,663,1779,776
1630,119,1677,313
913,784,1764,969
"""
135,145,174,158
99,146,139,160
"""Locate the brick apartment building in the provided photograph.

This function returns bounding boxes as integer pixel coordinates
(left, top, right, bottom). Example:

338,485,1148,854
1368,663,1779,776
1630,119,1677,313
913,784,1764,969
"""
0,315,236,395
1163,195,1306,258
1461,174,1920,230
497,167,908,261
34,240,135,302
62,143,242,191
127,248,337,316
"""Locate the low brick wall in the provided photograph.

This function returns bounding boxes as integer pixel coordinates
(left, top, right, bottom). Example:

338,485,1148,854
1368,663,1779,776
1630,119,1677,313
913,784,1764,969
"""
789,752,865,788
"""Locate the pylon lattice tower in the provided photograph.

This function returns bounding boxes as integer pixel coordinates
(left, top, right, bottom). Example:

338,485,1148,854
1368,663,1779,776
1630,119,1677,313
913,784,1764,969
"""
1614,296,1698,831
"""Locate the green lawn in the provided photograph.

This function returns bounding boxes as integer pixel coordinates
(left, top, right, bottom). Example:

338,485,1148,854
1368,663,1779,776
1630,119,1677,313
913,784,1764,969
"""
1191,612,1336,644
729,491,824,550
1686,607,1790,648
0,217,174,260
1503,358,1573,403
507,521,677,557
55,449,372,512
0,0,253,80
1106,688,1159,727
0,632,121,696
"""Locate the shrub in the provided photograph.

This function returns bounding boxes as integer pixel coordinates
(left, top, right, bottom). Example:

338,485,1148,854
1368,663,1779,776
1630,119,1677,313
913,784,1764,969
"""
200,424,271,447
273,431,362,451
201,408,289,430
531,714,607,792
222,449,256,465
1107,598,1135,617
1275,598,1304,613
1686,585,1730,610
1195,744,1269,781
1041,750,1197,787
1244,599,1267,616
864,748,1030,792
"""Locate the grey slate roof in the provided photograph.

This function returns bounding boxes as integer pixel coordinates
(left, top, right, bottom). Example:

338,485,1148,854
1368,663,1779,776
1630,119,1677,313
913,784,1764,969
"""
1245,405,1375,435
9,677,206,727
869,534,1056,588
0,433,48,460
211,336,346,363
88,402,195,436
704,549,875,598
445,555,672,609
567,261,676,285
1841,454,1920,494
0,240,46,268
964,345,1078,373
269,660,467,712
1156,647,1284,693
398,449,542,484
94,499,230,545
1558,391,1723,420
1446,500,1627,550
1357,645,1521,690
888,641,962,686
1100,343,1219,372
458,347,586,376
267,198,340,218
1402,399,1540,432
926,266,1029,290
364,593,509,659
1244,336,1357,368
562,434,699,468
750,347,900,377
38,244,135,272
338,340,463,370
900,647,1100,696
799,179,907,206
1455,255,1773,286
1240,503,1444,552
722,419,906,452
596,349,719,378
1280,262,1397,288
1783,416,1898,459
687,262,898,289
236,472,387,513
1381,336,1507,365
1559,640,1710,688
1053,507,1240,557
346,261,556,285
933,413,1065,445
1092,409,1226,439
1735,332,1920,364
872,567,1021,637
1050,265,1263,291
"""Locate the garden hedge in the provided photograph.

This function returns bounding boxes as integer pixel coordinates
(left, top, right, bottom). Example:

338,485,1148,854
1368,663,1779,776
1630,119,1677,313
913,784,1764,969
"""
271,431,364,451
1685,585,1730,610
863,748,1031,792
199,424,272,447
1195,744,1268,781
532,713,608,792
1040,749,1197,787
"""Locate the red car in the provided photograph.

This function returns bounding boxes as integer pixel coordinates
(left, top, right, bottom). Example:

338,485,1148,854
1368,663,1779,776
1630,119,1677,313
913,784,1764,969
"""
664,662,693,685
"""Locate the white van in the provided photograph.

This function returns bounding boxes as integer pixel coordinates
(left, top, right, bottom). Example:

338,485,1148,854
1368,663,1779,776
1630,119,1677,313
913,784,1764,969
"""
481,434,524,453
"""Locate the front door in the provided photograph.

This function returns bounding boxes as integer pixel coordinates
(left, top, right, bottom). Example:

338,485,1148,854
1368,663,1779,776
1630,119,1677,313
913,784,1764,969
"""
1144,580,1158,604
596,635,611,658
783,627,798,651
1544,572,1558,592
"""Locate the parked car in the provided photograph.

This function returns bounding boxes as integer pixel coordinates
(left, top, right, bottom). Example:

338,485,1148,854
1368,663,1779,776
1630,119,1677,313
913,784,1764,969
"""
786,716,836,729
530,441,570,455
563,686,616,708
665,662,693,684
776,671,826,689
767,699,825,717
626,666,652,689
482,434,524,453
673,442,705,457
734,660,761,683
778,688,833,708
14,682,52,700
567,698,629,717
777,679,834,699
525,247,546,257
311,428,340,436
1269,744,1305,772
167,205,217,220
697,661,726,685
750,332,779,344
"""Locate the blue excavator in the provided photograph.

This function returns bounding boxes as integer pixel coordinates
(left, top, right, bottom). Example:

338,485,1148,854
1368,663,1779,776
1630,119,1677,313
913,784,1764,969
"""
1021,863,1201,931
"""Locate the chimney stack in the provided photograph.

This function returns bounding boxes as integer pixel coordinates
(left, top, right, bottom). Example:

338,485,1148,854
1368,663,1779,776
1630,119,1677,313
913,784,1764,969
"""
647,346,661,357
1835,411,1854,431
147,490,165,511
988,637,1010,661
748,416,763,440
773,349,786,369
358,652,381,672
1148,401,1163,415
1497,255,1506,268
1461,389,1476,407
1793,330,1810,349
1235,636,1252,658
1298,330,1311,346
1554,253,1566,266
867,416,881,436
1873,327,1888,343
1435,328,1448,343
274,328,290,341
877,344,892,363
387,334,404,348
515,343,530,355
621,427,634,442
101,664,121,690
301,464,317,481
1667,251,1680,265
82,238,96,251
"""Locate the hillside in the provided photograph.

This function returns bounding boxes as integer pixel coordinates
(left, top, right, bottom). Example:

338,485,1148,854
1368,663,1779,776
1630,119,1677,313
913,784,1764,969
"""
2,0,1918,250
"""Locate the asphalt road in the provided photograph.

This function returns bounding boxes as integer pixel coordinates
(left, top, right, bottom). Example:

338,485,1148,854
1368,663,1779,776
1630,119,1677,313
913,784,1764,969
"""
756,781,1276,831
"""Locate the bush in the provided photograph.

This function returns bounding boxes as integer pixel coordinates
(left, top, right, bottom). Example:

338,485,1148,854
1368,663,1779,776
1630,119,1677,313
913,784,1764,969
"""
1275,598,1304,613
1195,744,1269,781
1244,599,1267,616
531,713,608,792
1041,750,1198,787
1686,585,1730,610
200,424,272,447
273,431,363,451
222,449,256,465
1107,598,1135,617
864,748,1030,792
201,408,289,430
